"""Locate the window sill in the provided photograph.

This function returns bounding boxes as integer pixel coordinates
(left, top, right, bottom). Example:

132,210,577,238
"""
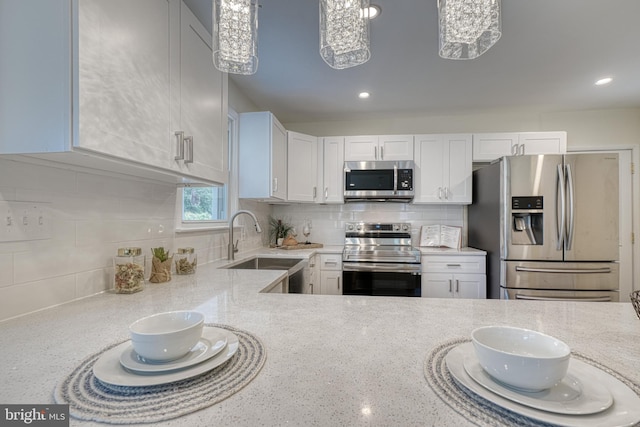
175,224,229,234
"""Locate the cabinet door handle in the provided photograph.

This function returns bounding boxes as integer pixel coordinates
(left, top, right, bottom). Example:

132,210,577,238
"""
519,144,525,155
511,144,518,156
174,131,184,160
313,186,317,199
455,279,459,293
325,187,328,199
444,187,449,200
337,276,341,290
184,136,193,164
374,146,378,160
273,178,278,192
448,279,452,292
380,146,384,160
438,187,443,199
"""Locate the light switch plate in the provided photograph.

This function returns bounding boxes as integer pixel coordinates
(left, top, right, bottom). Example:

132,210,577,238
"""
0,201,52,242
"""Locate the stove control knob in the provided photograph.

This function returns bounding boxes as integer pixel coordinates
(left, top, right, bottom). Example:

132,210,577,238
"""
356,224,363,231
346,224,354,231
393,224,400,231
402,224,410,232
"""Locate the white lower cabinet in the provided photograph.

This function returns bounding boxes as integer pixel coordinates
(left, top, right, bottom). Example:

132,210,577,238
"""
421,254,486,299
305,255,318,294
319,254,342,295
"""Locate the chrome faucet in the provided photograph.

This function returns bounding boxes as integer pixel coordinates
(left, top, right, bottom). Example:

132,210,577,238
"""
228,210,263,260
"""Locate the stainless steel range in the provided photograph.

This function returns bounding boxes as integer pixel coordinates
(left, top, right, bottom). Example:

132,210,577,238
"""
342,222,422,297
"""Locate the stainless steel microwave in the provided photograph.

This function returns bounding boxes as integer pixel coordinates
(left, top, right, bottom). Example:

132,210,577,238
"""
344,161,415,202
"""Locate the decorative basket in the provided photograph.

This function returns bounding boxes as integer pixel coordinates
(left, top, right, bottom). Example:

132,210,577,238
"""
631,290,640,320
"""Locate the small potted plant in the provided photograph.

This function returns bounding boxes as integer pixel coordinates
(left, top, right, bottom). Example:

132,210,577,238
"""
149,247,173,283
268,216,293,247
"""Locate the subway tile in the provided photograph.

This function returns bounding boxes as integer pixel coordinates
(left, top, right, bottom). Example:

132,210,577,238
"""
0,253,13,287
0,276,76,322
76,269,111,297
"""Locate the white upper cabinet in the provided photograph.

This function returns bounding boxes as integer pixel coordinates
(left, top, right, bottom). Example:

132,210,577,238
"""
414,134,473,204
344,135,414,161
0,0,227,184
239,112,287,201
171,3,228,183
473,132,567,162
318,137,345,204
287,131,317,203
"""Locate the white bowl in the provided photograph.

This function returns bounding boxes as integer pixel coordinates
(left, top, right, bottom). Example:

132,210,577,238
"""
471,326,571,392
129,311,204,362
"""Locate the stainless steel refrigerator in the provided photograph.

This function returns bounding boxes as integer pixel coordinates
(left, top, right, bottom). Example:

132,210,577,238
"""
468,154,619,301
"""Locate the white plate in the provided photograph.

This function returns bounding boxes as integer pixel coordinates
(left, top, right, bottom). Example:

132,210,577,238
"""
446,343,640,427
93,329,238,387
119,327,228,373
463,349,613,415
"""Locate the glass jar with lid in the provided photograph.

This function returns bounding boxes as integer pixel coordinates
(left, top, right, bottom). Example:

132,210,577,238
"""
113,247,145,293
175,247,197,275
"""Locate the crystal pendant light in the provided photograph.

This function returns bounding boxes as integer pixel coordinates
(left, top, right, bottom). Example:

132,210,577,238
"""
213,0,258,75
438,0,501,60
320,0,371,70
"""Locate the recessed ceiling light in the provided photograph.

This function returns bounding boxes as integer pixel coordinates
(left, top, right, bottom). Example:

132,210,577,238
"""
361,5,381,19
595,77,613,86
358,92,370,99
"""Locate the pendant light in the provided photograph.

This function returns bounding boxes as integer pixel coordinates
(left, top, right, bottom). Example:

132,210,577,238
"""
438,0,501,60
319,0,371,69
213,0,259,75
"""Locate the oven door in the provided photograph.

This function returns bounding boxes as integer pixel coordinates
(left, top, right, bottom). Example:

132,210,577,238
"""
342,262,421,297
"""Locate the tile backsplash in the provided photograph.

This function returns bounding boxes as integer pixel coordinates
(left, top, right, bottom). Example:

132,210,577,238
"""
0,157,463,322
0,158,265,322
272,202,465,246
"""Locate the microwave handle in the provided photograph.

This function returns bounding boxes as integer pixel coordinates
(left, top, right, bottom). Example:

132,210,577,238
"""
393,163,398,194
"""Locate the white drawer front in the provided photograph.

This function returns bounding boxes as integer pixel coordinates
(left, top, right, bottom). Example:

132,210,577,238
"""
421,255,486,274
320,254,343,271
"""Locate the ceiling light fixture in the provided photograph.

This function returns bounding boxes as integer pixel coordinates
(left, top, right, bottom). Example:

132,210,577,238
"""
320,0,371,70
212,0,259,75
361,5,381,19
358,92,370,98
438,0,502,60
595,77,613,86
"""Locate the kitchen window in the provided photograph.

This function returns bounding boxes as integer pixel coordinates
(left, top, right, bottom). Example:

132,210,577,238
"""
177,110,238,230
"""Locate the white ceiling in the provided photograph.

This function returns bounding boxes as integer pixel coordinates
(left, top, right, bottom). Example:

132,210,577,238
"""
183,0,640,124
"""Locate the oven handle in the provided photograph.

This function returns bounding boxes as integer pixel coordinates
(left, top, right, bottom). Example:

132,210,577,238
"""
515,266,612,274
343,263,421,273
515,294,612,302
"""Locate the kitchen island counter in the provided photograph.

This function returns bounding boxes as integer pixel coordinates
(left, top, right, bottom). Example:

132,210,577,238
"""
0,263,638,426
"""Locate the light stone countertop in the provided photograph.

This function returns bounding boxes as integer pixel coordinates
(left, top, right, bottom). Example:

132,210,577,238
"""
0,259,638,427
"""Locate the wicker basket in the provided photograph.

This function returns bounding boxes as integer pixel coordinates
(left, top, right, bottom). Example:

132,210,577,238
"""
631,290,640,320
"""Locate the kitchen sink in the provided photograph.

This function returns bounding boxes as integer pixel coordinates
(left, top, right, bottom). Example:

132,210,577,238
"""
225,257,303,270
223,257,307,294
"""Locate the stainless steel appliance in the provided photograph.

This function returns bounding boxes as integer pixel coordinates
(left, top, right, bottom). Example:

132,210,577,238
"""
342,222,421,296
468,154,619,301
344,161,414,202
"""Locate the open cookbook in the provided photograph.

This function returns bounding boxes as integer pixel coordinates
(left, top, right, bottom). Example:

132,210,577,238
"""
419,225,462,249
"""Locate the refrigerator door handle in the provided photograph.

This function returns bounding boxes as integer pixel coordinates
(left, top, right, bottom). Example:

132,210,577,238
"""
515,294,612,302
556,164,566,251
566,164,575,251
515,266,612,274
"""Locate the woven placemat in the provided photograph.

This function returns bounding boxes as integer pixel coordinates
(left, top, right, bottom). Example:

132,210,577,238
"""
424,338,640,427
53,324,266,425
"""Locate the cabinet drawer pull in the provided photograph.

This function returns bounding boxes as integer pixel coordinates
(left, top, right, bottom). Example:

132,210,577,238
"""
184,136,193,164
446,264,462,267
174,131,184,160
